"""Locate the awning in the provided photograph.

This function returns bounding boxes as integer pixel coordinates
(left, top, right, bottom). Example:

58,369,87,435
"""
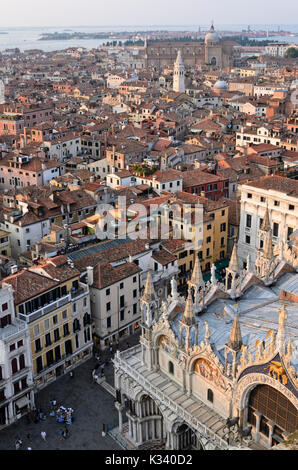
214,259,229,269
15,396,29,409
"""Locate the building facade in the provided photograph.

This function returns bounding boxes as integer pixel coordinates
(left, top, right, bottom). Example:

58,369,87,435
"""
113,242,298,450
0,283,34,428
144,24,236,70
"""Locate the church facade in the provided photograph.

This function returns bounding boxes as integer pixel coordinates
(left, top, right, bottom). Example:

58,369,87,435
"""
113,236,298,450
144,24,237,70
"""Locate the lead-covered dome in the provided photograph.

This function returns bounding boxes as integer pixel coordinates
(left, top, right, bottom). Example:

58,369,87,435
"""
205,24,219,45
214,79,228,90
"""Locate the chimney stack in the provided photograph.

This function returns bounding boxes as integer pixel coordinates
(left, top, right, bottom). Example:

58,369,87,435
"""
87,266,94,286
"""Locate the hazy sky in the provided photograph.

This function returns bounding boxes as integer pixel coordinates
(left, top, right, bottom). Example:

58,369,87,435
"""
1,0,298,28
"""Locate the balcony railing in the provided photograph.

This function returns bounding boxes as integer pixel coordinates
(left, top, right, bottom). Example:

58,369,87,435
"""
18,293,71,323
114,347,229,450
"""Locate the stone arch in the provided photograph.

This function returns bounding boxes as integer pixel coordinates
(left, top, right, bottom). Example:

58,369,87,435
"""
134,391,166,446
153,328,177,350
171,420,204,450
235,373,298,432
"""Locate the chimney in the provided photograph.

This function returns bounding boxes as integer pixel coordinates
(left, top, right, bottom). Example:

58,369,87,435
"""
10,265,18,275
87,266,94,286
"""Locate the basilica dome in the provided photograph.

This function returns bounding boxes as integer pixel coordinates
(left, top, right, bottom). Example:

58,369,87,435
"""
205,24,219,45
214,79,228,90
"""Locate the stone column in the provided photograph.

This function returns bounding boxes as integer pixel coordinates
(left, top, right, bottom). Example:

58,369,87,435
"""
165,431,171,450
132,418,140,445
267,419,275,448
254,411,262,443
187,373,193,397
154,347,159,370
182,370,186,393
8,401,13,424
128,415,133,438
115,402,124,434
137,421,142,445
141,344,145,366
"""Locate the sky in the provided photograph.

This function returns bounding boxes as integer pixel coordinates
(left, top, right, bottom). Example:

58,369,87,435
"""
1,0,298,28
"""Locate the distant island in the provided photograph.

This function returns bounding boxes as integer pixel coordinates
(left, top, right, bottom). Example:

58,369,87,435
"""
39,32,110,41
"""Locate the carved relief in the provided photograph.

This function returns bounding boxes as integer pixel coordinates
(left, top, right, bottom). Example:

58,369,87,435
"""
194,358,226,391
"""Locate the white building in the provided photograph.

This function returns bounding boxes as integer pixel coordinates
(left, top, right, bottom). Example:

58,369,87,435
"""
86,261,142,349
173,51,185,93
237,175,298,267
0,210,50,259
0,284,34,428
264,43,295,57
236,125,282,147
0,79,5,104
43,134,81,162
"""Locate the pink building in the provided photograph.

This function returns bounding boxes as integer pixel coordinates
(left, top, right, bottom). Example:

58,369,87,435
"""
0,155,65,190
0,114,24,135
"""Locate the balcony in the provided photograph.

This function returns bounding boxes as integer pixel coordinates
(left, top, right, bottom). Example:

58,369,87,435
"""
70,283,89,301
0,318,27,341
18,293,71,324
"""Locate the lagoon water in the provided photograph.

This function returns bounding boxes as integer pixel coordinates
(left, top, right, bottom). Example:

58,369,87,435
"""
0,25,297,53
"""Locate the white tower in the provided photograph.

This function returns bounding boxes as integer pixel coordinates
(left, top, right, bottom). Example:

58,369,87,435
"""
173,50,185,93
0,79,4,104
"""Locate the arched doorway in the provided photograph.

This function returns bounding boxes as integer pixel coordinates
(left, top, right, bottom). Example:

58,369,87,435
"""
247,384,298,447
210,57,217,66
173,423,203,450
138,394,165,445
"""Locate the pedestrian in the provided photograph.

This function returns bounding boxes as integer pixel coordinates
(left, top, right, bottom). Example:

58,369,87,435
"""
59,429,64,440
93,373,98,383
41,431,47,441
15,438,22,449
64,426,69,438
100,364,104,377
26,432,31,442
69,371,74,378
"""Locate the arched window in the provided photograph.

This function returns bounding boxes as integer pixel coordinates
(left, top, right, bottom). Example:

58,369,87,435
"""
248,384,298,434
11,358,18,374
169,361,174,375
211,57,217,66
19,354,25,370
207,388,214,403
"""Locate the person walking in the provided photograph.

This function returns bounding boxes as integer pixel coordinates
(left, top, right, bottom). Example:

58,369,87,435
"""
41,431,47,441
